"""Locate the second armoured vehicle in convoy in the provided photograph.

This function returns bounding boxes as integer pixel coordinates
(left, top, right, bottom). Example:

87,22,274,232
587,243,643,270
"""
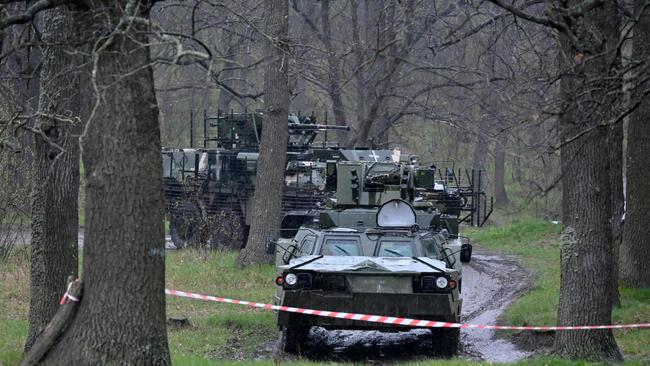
269,156,488,355
162,111,348,249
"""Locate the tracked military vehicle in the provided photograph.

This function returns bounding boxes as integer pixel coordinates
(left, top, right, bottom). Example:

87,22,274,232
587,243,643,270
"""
269,156,491,355
162,111,348,249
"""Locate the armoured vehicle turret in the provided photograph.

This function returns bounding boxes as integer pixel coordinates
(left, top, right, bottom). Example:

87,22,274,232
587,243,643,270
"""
162,111,348,249
280,148,493,238
269,156,491,355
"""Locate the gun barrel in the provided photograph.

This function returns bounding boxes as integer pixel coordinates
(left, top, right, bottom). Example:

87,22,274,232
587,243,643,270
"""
289,123,350,131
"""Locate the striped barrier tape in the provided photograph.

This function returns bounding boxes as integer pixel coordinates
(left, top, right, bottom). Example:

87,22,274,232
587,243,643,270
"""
165,289,650,331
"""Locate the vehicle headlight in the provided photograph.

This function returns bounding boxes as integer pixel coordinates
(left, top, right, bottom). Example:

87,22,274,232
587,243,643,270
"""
435,276,448,289
285,273,298,286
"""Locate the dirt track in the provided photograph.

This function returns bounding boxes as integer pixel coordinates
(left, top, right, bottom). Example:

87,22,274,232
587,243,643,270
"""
460,252,532,362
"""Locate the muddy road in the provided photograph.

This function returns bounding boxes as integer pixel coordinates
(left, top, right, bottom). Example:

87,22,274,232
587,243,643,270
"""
276,250,532,363
460,253,532,362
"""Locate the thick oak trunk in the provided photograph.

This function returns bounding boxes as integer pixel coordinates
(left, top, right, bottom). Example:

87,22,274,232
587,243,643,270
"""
239,0,290,266
620,1,650,287
608,118,624,306
41,2,170,364
25,6,81,350
554,1,622,361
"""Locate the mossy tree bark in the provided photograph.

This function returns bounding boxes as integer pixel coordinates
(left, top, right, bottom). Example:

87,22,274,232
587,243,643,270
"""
25,5,82,350
620,0,650,287
39,1,171,364
554,1,622,361
238,0,290,266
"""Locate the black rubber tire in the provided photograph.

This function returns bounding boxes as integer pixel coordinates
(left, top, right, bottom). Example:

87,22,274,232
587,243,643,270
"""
280,326,310,354
429,327,460,357
170,215,194,249
206,208,245,250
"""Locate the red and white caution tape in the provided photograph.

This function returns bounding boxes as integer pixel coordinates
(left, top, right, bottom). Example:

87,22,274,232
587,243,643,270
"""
59,281,80,305
165,289,650,331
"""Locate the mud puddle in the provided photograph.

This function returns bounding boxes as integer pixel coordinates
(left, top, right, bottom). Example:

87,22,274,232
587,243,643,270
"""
274,250,532,363
460,252,532,362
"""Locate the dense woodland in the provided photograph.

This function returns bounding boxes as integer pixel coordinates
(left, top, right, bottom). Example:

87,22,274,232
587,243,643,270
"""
0,0,649,364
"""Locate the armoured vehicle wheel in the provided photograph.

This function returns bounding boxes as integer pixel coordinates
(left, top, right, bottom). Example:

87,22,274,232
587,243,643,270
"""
279,326,310,354
429,327,460,357
170,215,195,249
206,208,245,250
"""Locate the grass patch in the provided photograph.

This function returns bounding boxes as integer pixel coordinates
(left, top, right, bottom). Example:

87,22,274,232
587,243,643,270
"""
466,218,650,361
0,249,278,365
466,218,562,327
0,246,30,366
166,250,278,361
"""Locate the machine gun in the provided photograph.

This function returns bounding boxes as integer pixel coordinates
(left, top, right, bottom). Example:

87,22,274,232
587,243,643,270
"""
287,120,350,151
315,155,493,236
188,110,349,152
287,123,350,131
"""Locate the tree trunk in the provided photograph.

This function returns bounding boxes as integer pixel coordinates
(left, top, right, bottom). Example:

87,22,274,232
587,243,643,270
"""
494,133,509,207
608,117,624,306
511,130,523,185
347,1,404,148
321,0,347,131
216,29,235,113
554,1,622,361
350,0,366,147
25,5,81,350
238,0,290,266
0,4,39,215
472,135,488,171
620,0,650,287
41,2,171,364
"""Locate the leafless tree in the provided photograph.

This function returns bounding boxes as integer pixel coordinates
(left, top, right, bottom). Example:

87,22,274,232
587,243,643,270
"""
620,0,650,287
238,0,290,266
2,0,172,363
25,4,84,350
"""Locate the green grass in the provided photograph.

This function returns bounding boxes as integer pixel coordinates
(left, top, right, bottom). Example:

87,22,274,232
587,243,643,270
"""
466,218,650,361
0,246,30,366
0,249,279,366
166,250,277,361
466,218,562,327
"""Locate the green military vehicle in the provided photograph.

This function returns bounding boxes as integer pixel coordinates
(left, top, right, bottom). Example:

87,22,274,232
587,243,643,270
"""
269,157,489,355
162,111,347,249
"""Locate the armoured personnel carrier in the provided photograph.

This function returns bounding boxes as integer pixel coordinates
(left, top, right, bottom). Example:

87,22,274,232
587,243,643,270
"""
269,157,491,355
162,111,348,249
